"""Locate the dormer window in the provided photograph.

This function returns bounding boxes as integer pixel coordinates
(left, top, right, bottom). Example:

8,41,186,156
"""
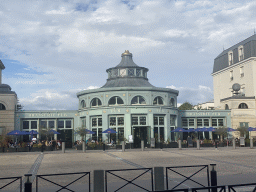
228,51,233,66
238,45,244,61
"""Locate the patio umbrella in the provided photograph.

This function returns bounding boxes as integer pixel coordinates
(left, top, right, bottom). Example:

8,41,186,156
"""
7,130,27,135
204,127,216,132
28,130,39,135
194,128,206,132
102,128,117,143
227,128,236,132
171,128,189,132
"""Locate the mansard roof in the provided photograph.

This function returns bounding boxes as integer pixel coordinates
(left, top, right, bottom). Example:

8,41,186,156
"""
213,34,256,74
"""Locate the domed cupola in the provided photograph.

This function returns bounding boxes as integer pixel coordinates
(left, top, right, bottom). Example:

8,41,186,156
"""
102,50,154,88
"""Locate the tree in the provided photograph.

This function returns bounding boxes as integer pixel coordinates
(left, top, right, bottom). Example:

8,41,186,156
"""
75,127,88,141
16,99,23,111
178,102,193,110
237,126,249,138
214,127,228,142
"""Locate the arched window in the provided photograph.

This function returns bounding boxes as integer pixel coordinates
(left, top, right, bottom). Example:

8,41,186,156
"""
131,96,146,105
109,96,124,105
0,103,6,110
238,103,248,109
91,98,102,107
225,104,229,110
153,96,163,105
81,100,86,108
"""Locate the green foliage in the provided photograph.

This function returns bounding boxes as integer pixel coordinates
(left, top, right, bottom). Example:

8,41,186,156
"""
21,142,27,148
237,127,249,138
178,102,193,110
75,127,88,140
203,139,212,144
88,142,97,148
214,127,228,141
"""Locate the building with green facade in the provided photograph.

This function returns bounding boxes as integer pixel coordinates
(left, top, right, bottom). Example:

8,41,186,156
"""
0,50,231,148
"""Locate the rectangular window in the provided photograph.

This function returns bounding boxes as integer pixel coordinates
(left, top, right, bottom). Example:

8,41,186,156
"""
136,69,141,76
81,118,86,128
98,118,102,126
118,128,124,140
23,121,29,129
40,121,47,129
65,120,72,128
58,120,64,128
197,119,202,127
92,128,97,141
212,119,217,127
154,117,158,125
189,119,194,126
110,117,116,126
48,121,55,128
140,116,146,125
118,117,124,126
203,119,209,127
31,121,37,129
92,118,97,127
159,117,164,125
240,122,249,128
218,119,224,126
182,118,188,127
132,117,138,125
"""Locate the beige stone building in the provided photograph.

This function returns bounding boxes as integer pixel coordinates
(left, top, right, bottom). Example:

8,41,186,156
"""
0,61,17,135
212,34,256,132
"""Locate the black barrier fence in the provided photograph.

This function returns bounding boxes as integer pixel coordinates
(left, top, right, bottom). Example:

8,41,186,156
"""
0,176,22,192
36,172,90,192
166,165,210,190
105,168,154,192
228,183,256,192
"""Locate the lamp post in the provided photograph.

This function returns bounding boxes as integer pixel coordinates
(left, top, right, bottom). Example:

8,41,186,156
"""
24,174,32,192
210,164,217,192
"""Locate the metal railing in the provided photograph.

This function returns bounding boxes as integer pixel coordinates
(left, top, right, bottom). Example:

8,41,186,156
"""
192,185,226,192
36,172,90,192
105,168,154,192
228,183,256,192
166,165,210,190
0,176,22,192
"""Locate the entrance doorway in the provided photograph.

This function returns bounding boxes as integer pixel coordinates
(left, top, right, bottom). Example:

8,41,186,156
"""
133,127,148,148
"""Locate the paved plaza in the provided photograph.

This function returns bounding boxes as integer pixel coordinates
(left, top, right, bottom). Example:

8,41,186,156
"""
1,147,256,191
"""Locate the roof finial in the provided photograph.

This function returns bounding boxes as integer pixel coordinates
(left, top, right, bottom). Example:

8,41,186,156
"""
121,50,132,57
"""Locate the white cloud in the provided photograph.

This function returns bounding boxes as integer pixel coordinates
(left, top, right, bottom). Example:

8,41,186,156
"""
166,85,213,105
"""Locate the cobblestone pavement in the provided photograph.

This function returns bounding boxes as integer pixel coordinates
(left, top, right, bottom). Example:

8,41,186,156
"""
1,147,256,191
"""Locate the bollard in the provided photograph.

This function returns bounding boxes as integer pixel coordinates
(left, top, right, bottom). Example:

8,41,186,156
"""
24,174,32,192
233,139,236,149
82,141,86,153
122,141,125,152
62,142,65,153
178,140,182,150
154,167,164,191
141,140,144,151
197,140,200,150
210,164,217,192
103,143,105,151
160,142,163,150
250,138,253,149
215,141,218,150
94,170,104,192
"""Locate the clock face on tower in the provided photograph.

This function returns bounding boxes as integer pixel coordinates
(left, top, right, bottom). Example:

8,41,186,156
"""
232,83,241,92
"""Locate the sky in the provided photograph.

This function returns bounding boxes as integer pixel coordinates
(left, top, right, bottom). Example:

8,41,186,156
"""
1,0,256,110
